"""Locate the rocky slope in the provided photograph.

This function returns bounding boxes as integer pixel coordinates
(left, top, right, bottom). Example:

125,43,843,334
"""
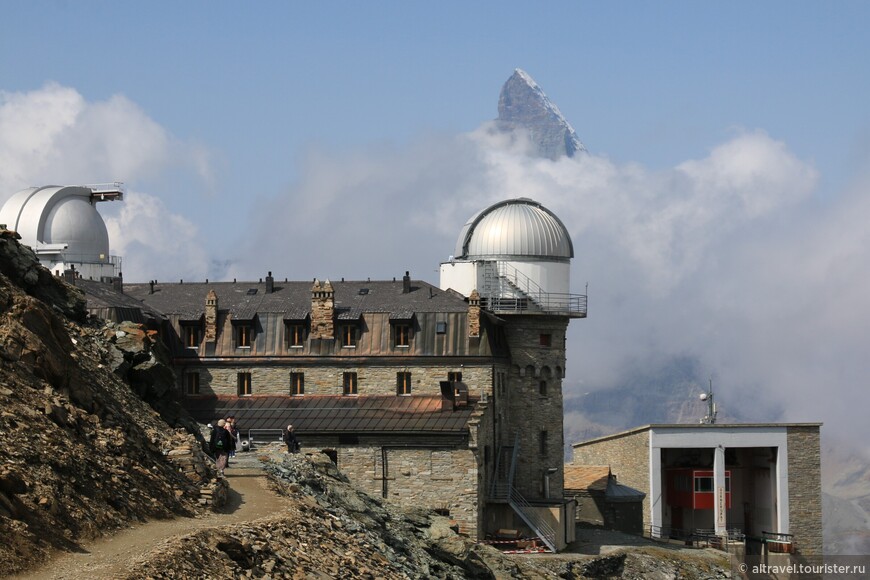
121,449,732,579
0,230,210,574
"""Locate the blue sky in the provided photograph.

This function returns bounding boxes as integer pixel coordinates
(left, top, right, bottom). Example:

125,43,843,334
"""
2,2,870,450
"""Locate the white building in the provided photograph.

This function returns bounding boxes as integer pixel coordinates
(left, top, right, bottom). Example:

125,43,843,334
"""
0,184,124,280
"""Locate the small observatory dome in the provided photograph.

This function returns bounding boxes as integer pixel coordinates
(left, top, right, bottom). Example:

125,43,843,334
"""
454,198,573,261
43,196,110,259
0,183,123,280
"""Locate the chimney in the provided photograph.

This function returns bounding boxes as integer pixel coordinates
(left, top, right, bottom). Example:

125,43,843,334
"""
112,272,123,294
205,289,218,342
63,266,76,286
402,271,411,294
149,280,155,294
468,289,481,338
265,271,274,294
309,279,335,340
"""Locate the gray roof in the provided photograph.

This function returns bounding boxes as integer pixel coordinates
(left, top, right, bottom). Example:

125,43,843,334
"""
76,279,164,320
185,395,476,434
123,278,469,320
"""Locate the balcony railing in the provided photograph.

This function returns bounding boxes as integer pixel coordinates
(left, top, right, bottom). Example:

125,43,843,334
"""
479,261,587,317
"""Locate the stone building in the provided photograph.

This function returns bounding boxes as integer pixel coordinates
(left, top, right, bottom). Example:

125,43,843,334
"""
65,197,587,551
571,423,823,557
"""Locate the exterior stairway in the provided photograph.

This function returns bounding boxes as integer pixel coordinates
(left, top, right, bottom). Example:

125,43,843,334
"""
490,436,558,552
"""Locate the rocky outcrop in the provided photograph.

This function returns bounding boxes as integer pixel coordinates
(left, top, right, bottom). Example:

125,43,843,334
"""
496,69,586,160
0,229,86,322
0,233,209,573
101,319,202,436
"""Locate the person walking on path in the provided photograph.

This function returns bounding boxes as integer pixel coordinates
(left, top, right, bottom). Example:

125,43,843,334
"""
210,418,232,476
283,424,300,453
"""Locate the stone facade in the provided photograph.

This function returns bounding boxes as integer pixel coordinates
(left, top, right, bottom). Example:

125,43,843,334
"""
571,429,651,526
786,425,822,556
181,363,494,397
501,315,569,499
333,439,481,537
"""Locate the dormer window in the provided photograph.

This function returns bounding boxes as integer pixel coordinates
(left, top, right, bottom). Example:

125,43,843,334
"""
183,325,201,349
395,324,411,348
285,320,308,348
341,325,357,348
390,314,414,349
237,324,252,348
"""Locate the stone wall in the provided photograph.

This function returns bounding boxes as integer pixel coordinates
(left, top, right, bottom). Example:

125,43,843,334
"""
786,425,822,556
336,440,481,538
181,364,494,398
501,315,569,500
571,429,651,526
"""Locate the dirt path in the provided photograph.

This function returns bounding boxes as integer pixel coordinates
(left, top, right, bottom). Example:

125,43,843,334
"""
13,456,289,580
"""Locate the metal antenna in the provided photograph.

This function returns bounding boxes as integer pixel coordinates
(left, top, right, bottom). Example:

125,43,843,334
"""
699,378,717,424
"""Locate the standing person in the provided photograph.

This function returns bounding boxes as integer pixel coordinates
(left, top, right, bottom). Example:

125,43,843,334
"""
209,419,232,476
225,416,239,462
283,424,300,453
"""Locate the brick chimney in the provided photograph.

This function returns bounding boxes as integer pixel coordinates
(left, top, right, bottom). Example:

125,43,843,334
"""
468,289,481,338
205,290,218,342
310,279,335,340
402,271,411,294
265,271,275,294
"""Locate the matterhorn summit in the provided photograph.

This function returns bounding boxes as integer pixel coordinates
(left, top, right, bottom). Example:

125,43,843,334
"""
496,68,586,160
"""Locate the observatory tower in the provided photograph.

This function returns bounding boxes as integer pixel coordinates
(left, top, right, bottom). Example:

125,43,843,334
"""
0,183,124,281
440,198,586,511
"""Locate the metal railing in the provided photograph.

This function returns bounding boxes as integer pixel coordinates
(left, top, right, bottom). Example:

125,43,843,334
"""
479,261,587,316
490,435,557,552
507,485,557,553
647,525,746,552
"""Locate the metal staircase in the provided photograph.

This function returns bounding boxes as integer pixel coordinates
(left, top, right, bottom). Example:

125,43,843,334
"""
479,260,587,316
490,435,557,552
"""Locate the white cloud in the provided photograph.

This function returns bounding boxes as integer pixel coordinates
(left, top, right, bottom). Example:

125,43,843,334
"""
104,190,208,282
0,83,210,282
234,122,870,449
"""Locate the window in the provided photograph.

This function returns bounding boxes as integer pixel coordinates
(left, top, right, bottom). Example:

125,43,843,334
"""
448,371,462,383
341,325,357,348
539,333,552,347
433,508,450,517
539,430,549,456
237,324,252,348
694,476,714,493
183,326,200,349
185,372,200,395
395,324,410,348
287,324,305,348
397,372,412,395
343,372,358,395
435,321,447,334
290,372,304,396
539,380,547,396
237,372,252,396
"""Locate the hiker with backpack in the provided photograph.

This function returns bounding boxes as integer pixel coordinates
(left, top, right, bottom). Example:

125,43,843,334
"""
209,418,233,476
